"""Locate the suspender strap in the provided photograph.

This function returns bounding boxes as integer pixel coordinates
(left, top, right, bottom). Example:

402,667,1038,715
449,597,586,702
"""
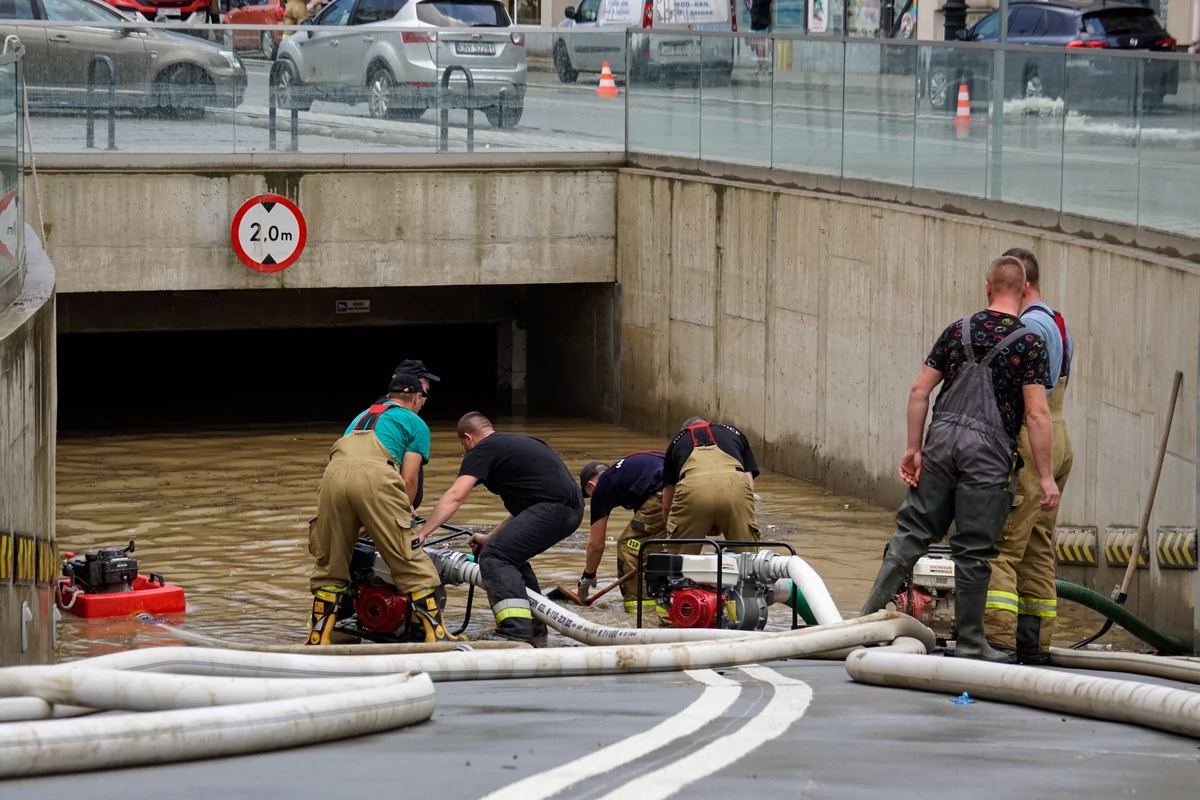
959,315,973,355
354,403,394,432
625,449,666,459
1024,304,1071,377
981,326,1032,367
687,423,716,448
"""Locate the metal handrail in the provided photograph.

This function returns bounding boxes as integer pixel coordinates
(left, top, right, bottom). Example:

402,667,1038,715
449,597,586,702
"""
86,55,116,151
267,58,300,152
438,65,474,154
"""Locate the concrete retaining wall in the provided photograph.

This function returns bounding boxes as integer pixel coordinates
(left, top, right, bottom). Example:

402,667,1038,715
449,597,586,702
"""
37,170,616,293
0,226,56,665
617,169,1200,645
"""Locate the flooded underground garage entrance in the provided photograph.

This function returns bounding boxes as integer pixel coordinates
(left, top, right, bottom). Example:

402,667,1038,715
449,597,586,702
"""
50,288,1130,659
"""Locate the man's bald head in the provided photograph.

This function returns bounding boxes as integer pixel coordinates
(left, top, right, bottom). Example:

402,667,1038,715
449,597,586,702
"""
986,256,1027,302
456,412,493,438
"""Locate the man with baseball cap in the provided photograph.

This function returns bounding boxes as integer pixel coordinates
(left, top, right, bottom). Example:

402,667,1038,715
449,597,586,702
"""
577,452,667,613
306,372,458,646
373,359,440,511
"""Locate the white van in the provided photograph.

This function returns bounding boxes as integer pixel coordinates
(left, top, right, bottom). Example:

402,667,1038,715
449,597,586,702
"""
554,0,735,85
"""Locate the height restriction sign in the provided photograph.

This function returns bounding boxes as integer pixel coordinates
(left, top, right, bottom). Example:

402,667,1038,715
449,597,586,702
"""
231,194,307,273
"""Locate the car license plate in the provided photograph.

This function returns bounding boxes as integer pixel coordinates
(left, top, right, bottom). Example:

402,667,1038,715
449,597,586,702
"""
659,43,691,56
455,42,496,55
155,9,181,18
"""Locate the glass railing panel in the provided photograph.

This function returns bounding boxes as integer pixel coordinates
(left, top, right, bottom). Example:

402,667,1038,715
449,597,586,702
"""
1060,48,1141,225
0,54,18,286
1136,54,1199,238
700,34,770,166
626,32,701,158
531,30,625,152
913,42,988,198
841,39,915,187
771,36,844,176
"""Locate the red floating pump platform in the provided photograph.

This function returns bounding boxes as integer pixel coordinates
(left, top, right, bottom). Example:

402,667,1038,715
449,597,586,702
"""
55,540,186,619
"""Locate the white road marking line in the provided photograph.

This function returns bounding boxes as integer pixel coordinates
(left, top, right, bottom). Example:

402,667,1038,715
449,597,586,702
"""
590,666,813,800
477,669,743,800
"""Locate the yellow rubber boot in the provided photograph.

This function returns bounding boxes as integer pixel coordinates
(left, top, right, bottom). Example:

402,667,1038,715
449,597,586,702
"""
410,587,464,643
305,586,344,646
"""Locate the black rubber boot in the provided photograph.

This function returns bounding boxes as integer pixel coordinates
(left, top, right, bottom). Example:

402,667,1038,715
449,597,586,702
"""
949,584,1015,663
859,560,910,616
410,587,464,643
1016,614,1050,665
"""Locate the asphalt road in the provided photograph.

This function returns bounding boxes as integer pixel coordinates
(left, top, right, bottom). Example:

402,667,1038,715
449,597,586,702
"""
4,659,1199,799
29,59,1200,238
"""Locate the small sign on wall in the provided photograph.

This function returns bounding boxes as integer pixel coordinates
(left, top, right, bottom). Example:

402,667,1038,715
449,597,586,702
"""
336,300,371,314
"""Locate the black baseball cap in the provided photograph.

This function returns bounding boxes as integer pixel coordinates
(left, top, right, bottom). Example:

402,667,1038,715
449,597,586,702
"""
388,372,425,395
393,359,440,382
579,461,608,494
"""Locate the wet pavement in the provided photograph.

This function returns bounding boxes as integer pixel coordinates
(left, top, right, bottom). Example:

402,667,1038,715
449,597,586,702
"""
6,661,1199,799
56,417,1138,659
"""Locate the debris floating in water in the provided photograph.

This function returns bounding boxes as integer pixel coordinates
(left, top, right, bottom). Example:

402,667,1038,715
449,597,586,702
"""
951,692,975,706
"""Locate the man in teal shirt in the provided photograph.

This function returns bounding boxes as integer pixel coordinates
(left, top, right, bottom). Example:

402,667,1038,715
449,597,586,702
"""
306,373,459,645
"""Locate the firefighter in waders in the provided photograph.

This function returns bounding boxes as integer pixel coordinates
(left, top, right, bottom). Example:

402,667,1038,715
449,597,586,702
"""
984,248,1075,664
859,256,1060,663
306,373,458,645
578,452,667,613
371,359,440,512
662,418,761,548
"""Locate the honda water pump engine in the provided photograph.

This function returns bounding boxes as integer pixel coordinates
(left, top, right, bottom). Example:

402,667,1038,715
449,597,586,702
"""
339,538,447,642
892,545,957,640
643,552,777,631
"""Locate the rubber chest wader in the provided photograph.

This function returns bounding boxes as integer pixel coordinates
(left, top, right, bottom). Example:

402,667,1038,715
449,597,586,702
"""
860,316,1030,662
666,423,760,553
616,491,667,613
306,404,450,645
986,307,1073,660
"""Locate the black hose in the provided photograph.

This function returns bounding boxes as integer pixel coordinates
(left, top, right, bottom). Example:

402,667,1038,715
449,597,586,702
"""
1056,580,1188,655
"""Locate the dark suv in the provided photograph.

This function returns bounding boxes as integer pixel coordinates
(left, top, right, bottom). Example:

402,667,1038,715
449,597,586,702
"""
925,1,1178,111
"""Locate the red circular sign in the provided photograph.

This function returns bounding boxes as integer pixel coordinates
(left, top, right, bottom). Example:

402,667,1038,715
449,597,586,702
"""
231,194,307,273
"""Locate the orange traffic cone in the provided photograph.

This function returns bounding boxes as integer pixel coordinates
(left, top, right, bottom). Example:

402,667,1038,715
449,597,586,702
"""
597,62,618,99
954,83,970,139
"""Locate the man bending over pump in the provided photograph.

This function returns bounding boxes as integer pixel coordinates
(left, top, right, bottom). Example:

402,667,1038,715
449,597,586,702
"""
306,373,458,645
577,451,667,613
420,413,584,644
663,417,761,548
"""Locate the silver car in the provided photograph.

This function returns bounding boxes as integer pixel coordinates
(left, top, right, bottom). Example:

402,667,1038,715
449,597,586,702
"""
0,0,247,115
275,0,527,128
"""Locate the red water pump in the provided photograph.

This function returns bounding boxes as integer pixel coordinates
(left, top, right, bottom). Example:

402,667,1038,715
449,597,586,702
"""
667,587,720,628
352,578,411,635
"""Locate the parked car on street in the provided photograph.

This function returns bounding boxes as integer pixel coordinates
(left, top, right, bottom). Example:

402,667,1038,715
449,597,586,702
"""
222,0,284,59
554,0,735,85
108,0,211,25
274,0,527,128
924,0,1178,111
0,0,247,114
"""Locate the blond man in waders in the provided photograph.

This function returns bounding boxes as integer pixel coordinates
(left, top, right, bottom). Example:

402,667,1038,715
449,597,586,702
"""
306,373,458,645
859,256,1059,663
984,248,1075,664
662,418,761,548
578,452,667,614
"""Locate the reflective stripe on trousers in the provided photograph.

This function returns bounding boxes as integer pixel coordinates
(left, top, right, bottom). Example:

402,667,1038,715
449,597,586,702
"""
493,598,533,623
1017,596,1058,618
985,590,1019,613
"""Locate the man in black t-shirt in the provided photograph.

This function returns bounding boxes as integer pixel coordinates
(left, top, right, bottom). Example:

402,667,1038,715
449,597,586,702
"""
419,412,584,643
859,256,1060,663
662,417,761,548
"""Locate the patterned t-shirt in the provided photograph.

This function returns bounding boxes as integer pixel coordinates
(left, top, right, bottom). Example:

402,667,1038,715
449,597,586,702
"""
925,310,1052,440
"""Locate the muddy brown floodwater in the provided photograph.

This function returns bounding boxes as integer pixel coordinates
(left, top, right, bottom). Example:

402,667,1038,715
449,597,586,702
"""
56,418,1134,660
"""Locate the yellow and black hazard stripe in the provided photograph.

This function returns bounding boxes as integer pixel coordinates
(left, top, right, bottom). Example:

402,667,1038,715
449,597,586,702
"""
1154,527,1197,570
1104,527,1148,568
0,530,11,582
1053,527,1097,567
12,534,36,586
36,537,56,587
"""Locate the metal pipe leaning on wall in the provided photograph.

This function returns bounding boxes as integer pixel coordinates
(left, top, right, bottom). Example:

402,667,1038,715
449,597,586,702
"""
845,650,1200,740
61,612,936,680
0,672,436,779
